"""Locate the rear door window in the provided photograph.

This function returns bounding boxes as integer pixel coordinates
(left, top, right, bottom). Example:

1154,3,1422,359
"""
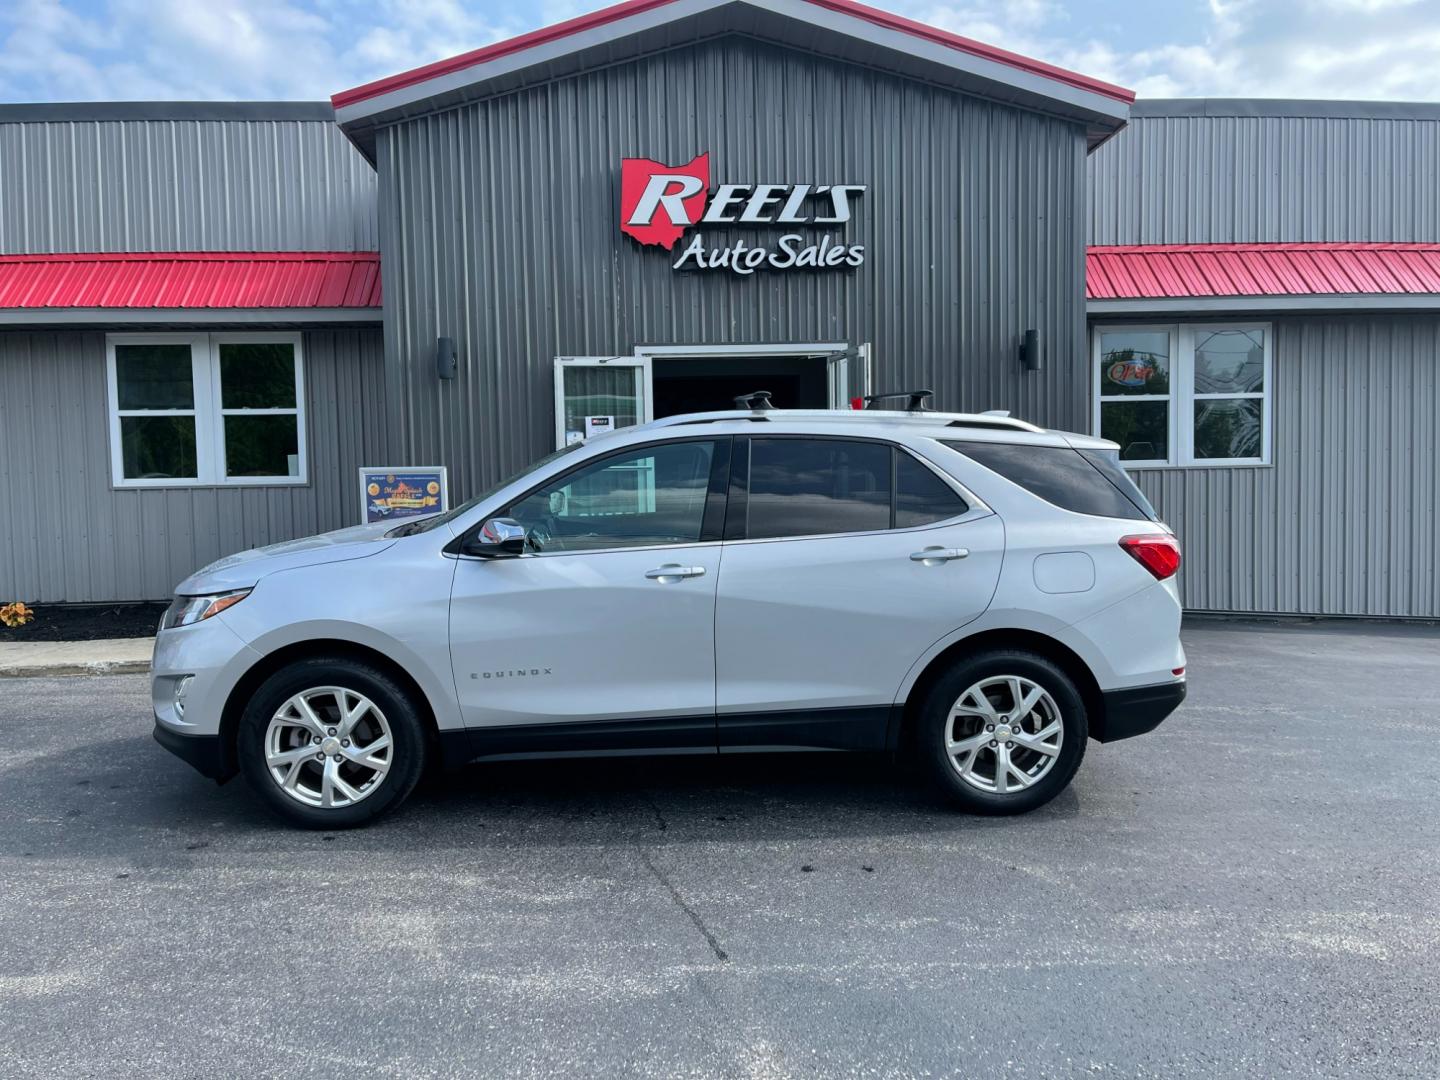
943,440,1157,521
896,452,969,527
746,438,891,539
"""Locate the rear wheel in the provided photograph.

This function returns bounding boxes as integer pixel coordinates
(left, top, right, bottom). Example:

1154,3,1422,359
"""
237,657,428,828
918,650,1087,815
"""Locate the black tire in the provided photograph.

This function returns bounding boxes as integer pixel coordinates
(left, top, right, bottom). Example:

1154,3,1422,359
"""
237,656,429,829
917,649,1087,815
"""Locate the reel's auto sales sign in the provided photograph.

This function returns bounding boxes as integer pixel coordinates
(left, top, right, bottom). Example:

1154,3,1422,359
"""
620,153,866,275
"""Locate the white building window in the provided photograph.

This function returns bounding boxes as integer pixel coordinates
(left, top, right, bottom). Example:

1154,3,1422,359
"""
106,332,307,487
1093,323,1271,467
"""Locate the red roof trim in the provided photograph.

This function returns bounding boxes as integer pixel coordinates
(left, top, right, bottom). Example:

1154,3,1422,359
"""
1086,243,1440,300
0,252,382,310
331,0,1134,111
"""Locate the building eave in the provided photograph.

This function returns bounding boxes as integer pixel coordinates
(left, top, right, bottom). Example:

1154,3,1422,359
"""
332,0,1132,158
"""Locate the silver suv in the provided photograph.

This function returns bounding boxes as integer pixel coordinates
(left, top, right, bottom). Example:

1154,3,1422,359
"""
152,405,1186,828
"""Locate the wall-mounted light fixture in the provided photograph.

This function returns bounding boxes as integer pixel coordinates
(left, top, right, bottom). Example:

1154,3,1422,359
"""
436,336,457,380
1020,329,1041,372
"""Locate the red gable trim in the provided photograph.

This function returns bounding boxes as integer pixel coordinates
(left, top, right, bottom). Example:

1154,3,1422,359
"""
0,252,382,310
1086,243,1440,300
332,0,1134,111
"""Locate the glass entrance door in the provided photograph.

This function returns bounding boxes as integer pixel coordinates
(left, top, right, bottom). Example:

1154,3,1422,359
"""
552,356,652,448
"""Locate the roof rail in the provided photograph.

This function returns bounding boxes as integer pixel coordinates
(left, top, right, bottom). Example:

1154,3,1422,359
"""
640,408,1046,433
945,416,1044,433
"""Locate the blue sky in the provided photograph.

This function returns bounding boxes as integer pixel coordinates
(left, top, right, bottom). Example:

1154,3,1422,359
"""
1,0,1437,103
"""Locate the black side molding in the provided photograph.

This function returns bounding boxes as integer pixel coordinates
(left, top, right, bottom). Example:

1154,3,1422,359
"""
153,720,234,782
437,714,717,768
1092,681,1186,742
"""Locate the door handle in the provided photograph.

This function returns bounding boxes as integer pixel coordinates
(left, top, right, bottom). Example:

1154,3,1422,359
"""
910,547,968,565
645,564,707,582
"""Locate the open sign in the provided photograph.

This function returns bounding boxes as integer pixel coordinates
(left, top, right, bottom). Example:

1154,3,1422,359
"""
1107,359,1154,388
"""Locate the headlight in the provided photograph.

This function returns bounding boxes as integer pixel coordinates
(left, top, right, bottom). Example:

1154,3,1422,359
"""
161,589,251,630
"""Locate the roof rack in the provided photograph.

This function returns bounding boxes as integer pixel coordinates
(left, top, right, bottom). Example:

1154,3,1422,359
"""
862,389,934,412
733,390,774,412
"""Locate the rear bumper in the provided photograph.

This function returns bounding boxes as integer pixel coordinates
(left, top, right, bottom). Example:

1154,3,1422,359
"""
1092,681,1186,743
153,719,231,782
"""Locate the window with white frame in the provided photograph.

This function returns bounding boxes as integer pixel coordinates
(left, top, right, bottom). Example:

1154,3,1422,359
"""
1094,323,1271,467
107,333,307,487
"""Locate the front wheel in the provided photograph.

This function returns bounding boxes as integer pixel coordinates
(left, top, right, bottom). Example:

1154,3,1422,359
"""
237,657,428,829
918,650,1087,815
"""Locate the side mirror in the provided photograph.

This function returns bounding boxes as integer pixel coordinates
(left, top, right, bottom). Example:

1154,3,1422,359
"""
464,517,527,558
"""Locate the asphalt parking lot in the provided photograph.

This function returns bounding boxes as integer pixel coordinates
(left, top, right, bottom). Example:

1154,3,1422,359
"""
1,621,1437,1079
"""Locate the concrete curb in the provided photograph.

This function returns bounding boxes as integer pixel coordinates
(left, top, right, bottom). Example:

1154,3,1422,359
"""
0,637,154,679
0,659,152,678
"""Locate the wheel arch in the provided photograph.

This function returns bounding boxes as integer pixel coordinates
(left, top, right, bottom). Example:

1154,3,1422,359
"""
216,639,441,781
893,628,1105,753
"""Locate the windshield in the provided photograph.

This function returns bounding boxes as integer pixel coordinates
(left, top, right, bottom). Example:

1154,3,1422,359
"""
387,443,586,537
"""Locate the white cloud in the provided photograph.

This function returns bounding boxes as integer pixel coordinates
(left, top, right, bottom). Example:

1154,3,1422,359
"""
913,0,1440,100
0,0,1437,102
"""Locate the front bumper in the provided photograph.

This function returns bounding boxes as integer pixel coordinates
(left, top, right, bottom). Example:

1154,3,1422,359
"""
1092,681,1186,742
153,719,231,782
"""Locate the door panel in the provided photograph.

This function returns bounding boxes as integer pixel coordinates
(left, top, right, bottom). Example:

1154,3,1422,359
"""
715,515,1003,716
449,545,721,734
448,436,727,744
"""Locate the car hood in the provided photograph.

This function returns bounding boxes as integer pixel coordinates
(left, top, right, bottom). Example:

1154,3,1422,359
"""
175,521,399,594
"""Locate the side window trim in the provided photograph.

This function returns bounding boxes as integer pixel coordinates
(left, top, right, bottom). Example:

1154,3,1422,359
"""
723,436,751,542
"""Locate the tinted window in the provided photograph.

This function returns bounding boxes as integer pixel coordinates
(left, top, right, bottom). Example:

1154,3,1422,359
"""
944,440,1156,521
507,440,719,552
896,452,967,527
1076,448,1159,520
748,438,891,539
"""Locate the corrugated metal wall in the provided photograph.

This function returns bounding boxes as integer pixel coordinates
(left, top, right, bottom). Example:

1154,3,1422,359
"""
1089,103,1440,617
0,117,377,254
0,329,388,602
1134,316,1440,617
1087,105,1440,245
375,35,1089,499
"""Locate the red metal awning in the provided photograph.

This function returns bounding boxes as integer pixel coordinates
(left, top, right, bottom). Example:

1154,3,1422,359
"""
0,251,382,310
1087,243,1440,300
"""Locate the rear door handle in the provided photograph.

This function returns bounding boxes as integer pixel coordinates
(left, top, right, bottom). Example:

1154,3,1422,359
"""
910,547,969,564
645,564,707,582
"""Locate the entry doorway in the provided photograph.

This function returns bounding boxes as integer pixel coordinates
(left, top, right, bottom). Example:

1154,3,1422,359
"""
552,343,870,448
652,354,828,416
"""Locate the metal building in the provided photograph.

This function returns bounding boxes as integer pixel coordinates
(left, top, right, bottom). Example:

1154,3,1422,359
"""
1,1,1437,619
1086,99,1440,617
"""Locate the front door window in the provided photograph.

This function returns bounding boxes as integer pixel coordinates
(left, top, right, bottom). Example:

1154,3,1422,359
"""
505,440,726,553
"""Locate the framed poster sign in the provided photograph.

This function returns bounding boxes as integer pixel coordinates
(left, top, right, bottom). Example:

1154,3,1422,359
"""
359,467,448,525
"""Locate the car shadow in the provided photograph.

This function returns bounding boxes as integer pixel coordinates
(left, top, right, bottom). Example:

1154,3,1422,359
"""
2,734,1082,860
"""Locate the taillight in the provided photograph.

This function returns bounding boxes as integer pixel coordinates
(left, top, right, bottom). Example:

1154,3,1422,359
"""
1119,533,1181,580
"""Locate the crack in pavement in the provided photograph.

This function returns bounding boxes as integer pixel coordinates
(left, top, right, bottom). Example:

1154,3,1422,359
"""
636,846,728,962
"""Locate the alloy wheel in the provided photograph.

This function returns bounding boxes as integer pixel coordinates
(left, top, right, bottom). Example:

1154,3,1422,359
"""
263,686,394,809
945,675,1063,795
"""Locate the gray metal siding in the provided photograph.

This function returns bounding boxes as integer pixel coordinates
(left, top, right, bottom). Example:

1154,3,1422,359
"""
1132,315,1440,617
1087,112,1440,245
0,119,377,254
0,328,388,603
376,35,1089,499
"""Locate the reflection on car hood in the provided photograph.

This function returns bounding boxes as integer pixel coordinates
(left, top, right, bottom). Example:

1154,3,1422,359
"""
175,521,398,594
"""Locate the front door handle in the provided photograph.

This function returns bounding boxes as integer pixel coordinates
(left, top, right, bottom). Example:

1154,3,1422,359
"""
645,564,707,583
910,547,969,565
